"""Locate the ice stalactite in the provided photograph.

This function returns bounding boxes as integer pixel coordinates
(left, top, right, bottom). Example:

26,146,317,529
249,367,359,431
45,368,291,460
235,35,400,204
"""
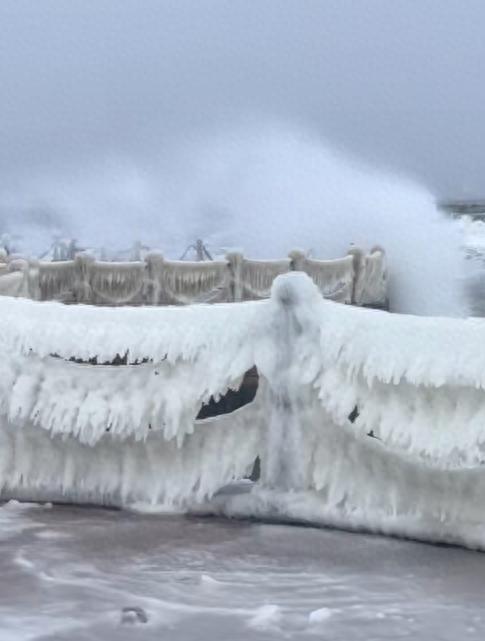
150,257,232,304
38,259,79,301
88,260,146,305
0,398,263,508
227,253,291,301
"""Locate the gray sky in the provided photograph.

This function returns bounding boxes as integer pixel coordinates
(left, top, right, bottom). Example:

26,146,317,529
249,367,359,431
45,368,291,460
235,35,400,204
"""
1,0,485,207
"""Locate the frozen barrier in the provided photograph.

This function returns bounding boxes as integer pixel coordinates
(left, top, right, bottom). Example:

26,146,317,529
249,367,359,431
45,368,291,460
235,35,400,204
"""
350,245,388,308
3,271,485,548
289,250,355,303
228,253,292,301
145,254,232,304
0,247,388,309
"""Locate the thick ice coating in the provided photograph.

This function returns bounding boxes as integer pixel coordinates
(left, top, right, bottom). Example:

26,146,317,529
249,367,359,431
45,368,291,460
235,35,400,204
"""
2,272,485,548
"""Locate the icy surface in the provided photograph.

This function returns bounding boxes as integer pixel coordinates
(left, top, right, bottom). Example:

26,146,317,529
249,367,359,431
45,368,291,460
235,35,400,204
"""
1,505,485,641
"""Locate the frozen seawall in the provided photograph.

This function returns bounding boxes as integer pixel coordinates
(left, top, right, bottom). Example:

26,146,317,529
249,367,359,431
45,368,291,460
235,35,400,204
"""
2,272,485,549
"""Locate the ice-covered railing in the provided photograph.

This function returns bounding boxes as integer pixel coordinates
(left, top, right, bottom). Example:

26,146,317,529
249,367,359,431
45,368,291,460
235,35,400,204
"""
0,247,388,309
87,259,146,305
3,271,485,547
289,250,355,303
145,254,232,304
228,253,292,301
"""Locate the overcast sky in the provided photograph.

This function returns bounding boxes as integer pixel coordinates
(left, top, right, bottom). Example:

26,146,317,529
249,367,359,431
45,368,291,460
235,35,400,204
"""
1,0,485,215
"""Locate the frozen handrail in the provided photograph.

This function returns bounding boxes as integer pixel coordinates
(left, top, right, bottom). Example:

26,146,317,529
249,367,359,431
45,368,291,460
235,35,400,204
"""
37,259,78,302
88,260,146,305
227,253,291,301
0,246,388,309
289,250,355,303
145,254,231,304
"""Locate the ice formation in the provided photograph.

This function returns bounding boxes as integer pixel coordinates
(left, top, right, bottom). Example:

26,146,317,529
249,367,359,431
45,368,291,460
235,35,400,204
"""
0,246,387,308
228,254,291,301
0,294,267,505
2,271,485,548
146,255,231,305
289,251,356,304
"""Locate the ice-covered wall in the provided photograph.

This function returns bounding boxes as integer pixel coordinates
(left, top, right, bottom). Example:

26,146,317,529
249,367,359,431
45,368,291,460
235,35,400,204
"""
2,272,485,548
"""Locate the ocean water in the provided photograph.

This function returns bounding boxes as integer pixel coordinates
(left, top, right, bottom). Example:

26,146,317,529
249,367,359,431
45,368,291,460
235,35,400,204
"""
1,502,485,641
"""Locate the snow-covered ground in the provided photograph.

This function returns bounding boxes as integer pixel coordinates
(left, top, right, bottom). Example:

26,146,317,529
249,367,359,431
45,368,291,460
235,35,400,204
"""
1,501,484,641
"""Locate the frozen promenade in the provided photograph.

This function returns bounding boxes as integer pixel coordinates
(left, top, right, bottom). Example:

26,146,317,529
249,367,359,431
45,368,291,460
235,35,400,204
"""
0,502,484,641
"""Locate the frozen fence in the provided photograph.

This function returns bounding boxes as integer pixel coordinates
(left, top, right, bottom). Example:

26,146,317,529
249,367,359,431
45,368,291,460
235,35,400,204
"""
145,254,232,305
289,250,355,303
2,271,485,547
0,247,388,308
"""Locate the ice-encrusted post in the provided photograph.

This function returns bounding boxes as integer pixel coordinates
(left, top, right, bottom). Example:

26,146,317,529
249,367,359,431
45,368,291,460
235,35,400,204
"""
145,252,165,305
347,245,364,305
26,259,40,300
262,272,321,491
74,253,94,303
226,252,244,302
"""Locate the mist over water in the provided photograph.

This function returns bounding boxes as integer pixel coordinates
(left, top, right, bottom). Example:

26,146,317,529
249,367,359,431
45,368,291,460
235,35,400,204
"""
1,124,466,316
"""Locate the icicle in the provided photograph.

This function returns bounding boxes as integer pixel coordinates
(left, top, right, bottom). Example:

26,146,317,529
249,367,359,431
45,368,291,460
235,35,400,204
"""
38,260,79,302
89,261,146,304
159,259,231,304
145,254,231,305
0,405,262,507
